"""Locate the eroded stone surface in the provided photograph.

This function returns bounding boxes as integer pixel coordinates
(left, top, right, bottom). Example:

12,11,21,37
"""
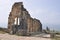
8,2,42,35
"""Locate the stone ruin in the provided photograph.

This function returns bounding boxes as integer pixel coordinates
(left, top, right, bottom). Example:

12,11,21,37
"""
8,2,42,35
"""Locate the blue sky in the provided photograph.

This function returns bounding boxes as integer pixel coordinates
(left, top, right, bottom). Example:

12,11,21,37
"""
0,0,60,30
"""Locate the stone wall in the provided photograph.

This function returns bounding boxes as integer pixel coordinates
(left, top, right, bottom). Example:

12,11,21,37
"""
8,2,42,35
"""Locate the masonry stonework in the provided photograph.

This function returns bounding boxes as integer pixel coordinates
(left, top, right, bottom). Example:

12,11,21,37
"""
8,2,42,35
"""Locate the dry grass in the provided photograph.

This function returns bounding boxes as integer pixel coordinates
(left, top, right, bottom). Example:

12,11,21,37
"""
0,31,6,34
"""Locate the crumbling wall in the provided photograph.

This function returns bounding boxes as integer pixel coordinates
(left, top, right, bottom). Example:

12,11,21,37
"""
8,2,42,35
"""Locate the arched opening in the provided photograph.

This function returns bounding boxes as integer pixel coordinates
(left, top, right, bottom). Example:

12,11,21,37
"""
14,17,20,25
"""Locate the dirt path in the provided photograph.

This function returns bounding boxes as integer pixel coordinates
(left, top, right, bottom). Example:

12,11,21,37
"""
0,33,51,40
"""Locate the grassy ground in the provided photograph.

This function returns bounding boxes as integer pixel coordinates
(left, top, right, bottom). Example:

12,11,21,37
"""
0,31,6,34
0,28,7,34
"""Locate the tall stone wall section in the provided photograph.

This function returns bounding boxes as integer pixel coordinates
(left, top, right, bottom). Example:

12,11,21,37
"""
8,2,42,35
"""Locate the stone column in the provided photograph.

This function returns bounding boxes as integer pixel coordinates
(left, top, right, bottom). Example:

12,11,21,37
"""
16,17,18,25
